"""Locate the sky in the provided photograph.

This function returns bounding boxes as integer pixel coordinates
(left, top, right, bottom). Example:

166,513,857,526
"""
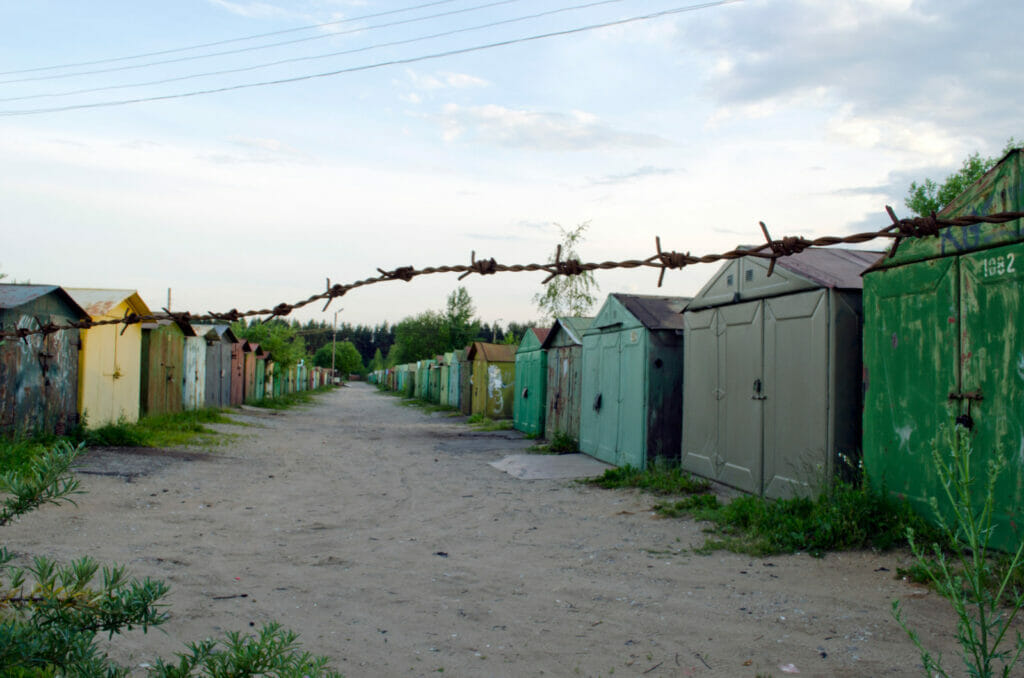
2,0,1022,329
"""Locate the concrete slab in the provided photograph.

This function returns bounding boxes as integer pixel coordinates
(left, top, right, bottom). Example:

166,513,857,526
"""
489,453,614,480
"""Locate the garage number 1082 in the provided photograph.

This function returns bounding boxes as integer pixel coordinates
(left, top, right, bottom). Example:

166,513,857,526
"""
981,254,1016,278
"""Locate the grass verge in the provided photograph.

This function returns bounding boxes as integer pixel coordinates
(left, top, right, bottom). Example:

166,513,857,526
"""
1,387,337,471
398,398,460,414
586,462,710,495
248,385,337,410
655,481,944,558
466,414,514,431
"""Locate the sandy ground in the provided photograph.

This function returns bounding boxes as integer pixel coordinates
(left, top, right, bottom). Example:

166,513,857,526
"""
3,383,968,677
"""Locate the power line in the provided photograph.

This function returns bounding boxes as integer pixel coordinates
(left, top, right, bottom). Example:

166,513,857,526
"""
0,0,743,117
0,0,464,77
0,0,526,85
0,0,629,104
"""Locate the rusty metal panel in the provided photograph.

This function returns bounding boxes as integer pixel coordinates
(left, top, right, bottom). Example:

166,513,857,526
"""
243,343,258,402
0,286,86,436
458,353,472,415
204,338,232,408
182,335,206,411
230,339,244,406
544,345,582,442
874,148,1024,269
140,322,185,416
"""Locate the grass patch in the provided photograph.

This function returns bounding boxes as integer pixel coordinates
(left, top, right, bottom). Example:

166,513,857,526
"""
586,461,710,495
0,438,51,476
398,398,459,414
548,432,578,454
250,385,337,410
0,407,240,469
466,414,514,431
655,481,945,558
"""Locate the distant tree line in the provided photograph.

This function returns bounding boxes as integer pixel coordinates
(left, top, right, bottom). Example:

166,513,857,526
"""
230,287,537,375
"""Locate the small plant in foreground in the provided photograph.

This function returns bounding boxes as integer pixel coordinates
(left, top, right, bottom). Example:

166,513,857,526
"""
587,460,709,496
0,441,342,677
892,425,1024,678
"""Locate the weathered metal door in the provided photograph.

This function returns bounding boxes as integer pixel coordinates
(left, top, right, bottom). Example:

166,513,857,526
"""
617,329,646,468
863,257,960,516
440,363,450,406
146,326,184,415
544,346,581,442
718,300,764,494
763,290,828,498
594,332,621,465
682,308,719,480
230,342,244,406
514,350,546,435
254,359,265,400
960,242,1024,549
459,359,472,414
42,320,79,434
183,337,205,411
579,334,602,456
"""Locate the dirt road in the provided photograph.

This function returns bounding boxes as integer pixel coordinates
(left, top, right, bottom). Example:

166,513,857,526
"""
5,383,961,677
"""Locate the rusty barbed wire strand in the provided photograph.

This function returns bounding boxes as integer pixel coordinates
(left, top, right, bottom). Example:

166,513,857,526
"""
3,207,1023,341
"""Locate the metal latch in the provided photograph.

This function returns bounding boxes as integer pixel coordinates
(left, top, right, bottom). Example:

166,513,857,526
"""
949,389,983,430
752,378,766,400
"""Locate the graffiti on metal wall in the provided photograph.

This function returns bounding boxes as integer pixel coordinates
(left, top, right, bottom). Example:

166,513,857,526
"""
487,365,505,416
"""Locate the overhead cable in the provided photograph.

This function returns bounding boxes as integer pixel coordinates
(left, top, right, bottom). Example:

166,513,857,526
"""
0,0,629,103
0,0,527,85
0,0,465,77
0,0,743,117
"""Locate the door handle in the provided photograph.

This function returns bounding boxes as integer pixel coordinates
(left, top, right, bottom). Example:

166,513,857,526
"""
752,378,766,400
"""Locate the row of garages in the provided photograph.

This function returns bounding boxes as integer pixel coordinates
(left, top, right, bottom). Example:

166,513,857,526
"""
0,287,334,434
373,149,1024,551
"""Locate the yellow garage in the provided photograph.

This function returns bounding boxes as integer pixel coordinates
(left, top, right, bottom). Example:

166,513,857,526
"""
66,288,152,427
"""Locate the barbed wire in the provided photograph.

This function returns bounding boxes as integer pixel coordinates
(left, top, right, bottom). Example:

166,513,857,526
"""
3,206,1022,342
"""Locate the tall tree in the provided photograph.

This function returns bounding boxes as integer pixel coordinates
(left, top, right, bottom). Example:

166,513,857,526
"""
389,311,451,364
533,222,600,322
906,138,1020,216
231,319,307,368
313,341,364,374
445,286,480,351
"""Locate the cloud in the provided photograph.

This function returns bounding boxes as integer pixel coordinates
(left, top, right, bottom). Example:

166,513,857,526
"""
206,0,292,19
590,165,682,186
679,0,1024,159
400,70,490,103
437,104,673,151
196,137,309,165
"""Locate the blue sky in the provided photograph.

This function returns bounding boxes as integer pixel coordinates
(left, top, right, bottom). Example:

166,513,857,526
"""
2,0,1022,327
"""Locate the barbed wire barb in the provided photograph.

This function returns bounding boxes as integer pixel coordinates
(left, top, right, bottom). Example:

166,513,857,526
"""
3,207,1024,340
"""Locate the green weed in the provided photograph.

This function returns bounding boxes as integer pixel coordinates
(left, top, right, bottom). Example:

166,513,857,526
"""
656,481,941,558
398,398,459,414
586,460,709,495
893,425,1024,677
548,431,578,454
250,385,336,410
466,414,514,431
